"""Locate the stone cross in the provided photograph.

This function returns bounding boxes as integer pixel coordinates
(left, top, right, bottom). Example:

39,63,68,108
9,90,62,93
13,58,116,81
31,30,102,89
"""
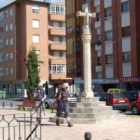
77,6,96,27
77,4,96,98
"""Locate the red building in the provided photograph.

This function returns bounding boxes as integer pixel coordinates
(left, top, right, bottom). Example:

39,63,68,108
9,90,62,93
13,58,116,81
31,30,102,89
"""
66,0,140,92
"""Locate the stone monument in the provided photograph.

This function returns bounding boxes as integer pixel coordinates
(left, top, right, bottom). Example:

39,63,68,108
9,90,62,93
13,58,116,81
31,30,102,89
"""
49,4,125,124
77,4,96,98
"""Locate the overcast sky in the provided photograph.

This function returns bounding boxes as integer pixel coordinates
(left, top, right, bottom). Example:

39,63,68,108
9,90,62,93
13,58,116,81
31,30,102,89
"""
0,0,65,8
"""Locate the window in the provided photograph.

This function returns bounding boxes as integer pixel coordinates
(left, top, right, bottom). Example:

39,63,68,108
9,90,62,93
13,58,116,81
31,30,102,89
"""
6,67,9,75
35,50,40,56
9,23,13,31
52,22,59,28
62,51,66,58
0,68,4,76
97,34,101,42
6,39,9,46
106,55,113,64
32,20,39,28
0,53,4,62
50,5,56,13
105,7,112,17
123,52,131,62
5,53,9,60
61,37,66,43
10,38,13,45
53,36,60,43
105,31,113,41
0,12,3,20
122,26,130,37
122,1,130,12
54,51,60,58
0,40,4,48
61,22,66,28
5,24,9,32
97,57,101,65
5,10,9,18
33,35,39,43
0,27,3,35
9,8,13,16
32,5,39,13
9,67,13,74
9,52,13,59
50,5,65,14
60,6,65,14
51,64,66,73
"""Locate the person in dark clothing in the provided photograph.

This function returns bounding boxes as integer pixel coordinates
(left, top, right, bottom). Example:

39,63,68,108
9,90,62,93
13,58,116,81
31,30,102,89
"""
56,83,73,127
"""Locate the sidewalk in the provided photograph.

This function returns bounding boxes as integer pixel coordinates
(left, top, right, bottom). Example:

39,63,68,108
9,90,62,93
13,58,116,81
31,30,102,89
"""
0,109,140,140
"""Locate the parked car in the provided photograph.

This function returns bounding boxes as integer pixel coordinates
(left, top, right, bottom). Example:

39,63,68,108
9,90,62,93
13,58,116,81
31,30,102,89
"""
122,91,140,102
45,93,77,108
127,100,140,115
107,88,125,93
99,92,129,112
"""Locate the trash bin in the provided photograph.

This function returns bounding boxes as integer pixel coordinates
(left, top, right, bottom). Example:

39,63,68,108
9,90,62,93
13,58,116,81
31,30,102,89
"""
0,91,3,99
2,91,6,99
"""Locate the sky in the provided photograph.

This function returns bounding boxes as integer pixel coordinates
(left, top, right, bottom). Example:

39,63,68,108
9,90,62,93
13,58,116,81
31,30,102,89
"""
0,0,65,8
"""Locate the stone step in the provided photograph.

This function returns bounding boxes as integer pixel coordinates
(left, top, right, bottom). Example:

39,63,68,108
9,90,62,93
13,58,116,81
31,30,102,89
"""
69,106,113,113
69,111,120,118
69,101,106,108
77,97,100,102
49,114,126,124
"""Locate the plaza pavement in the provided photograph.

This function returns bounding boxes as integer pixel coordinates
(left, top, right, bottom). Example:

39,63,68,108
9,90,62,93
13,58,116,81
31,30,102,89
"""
0,108,140,140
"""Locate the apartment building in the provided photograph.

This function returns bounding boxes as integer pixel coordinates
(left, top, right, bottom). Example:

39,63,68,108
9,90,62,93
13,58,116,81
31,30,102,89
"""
66,0,140,92
0,0,69,98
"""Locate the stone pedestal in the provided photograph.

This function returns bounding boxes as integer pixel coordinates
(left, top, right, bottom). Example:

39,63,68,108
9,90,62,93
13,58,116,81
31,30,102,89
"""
49,97,126,124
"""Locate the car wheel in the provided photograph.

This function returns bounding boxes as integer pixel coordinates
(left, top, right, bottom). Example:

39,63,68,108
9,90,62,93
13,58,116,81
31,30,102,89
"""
45,103,49,109
131,106,139,115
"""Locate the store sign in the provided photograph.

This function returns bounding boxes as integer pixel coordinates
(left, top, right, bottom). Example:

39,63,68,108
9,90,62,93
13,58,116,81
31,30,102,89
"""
119,77,139,83
74,79,119,84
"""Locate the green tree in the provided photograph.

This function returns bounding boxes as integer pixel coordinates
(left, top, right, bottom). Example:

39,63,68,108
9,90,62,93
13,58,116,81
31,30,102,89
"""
26,46,41,99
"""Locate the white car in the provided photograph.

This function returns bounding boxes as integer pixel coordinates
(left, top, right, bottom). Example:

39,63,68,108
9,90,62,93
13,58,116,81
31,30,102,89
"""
45,93,77,108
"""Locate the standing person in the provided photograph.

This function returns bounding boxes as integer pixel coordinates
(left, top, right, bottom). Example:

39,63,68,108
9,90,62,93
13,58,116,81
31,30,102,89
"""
34,83,47,102
34,83,47,122
56,82,73,127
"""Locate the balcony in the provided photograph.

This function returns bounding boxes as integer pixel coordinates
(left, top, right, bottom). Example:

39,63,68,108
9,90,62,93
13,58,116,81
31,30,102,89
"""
49,28,66,36
49,73,71,80
49,14,65,21
49,43,66,51
96,65,102,72
49,58,66,65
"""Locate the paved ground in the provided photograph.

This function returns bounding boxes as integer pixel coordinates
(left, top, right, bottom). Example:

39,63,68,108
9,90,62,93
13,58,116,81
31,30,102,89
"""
0,108,140,140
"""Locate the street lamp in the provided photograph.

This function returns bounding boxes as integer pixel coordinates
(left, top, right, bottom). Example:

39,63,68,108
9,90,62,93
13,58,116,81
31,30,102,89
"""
13,50,26,63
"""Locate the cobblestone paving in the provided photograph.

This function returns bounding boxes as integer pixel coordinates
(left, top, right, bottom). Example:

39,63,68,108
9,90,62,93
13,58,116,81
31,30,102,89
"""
0,109,140,140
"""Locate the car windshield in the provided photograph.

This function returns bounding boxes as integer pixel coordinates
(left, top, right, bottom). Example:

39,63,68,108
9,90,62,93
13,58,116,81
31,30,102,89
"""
113,93,126,99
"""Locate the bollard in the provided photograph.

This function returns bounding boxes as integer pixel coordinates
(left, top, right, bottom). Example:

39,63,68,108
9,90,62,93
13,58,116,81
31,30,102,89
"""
2,102,5,108
10,102,13,108
84,132,92,140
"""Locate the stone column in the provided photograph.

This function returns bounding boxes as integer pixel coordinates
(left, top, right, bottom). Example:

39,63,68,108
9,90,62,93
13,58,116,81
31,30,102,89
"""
82,25,94,98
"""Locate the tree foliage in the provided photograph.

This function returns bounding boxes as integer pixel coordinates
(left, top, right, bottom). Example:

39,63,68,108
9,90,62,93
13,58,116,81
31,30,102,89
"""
26,46,40,99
